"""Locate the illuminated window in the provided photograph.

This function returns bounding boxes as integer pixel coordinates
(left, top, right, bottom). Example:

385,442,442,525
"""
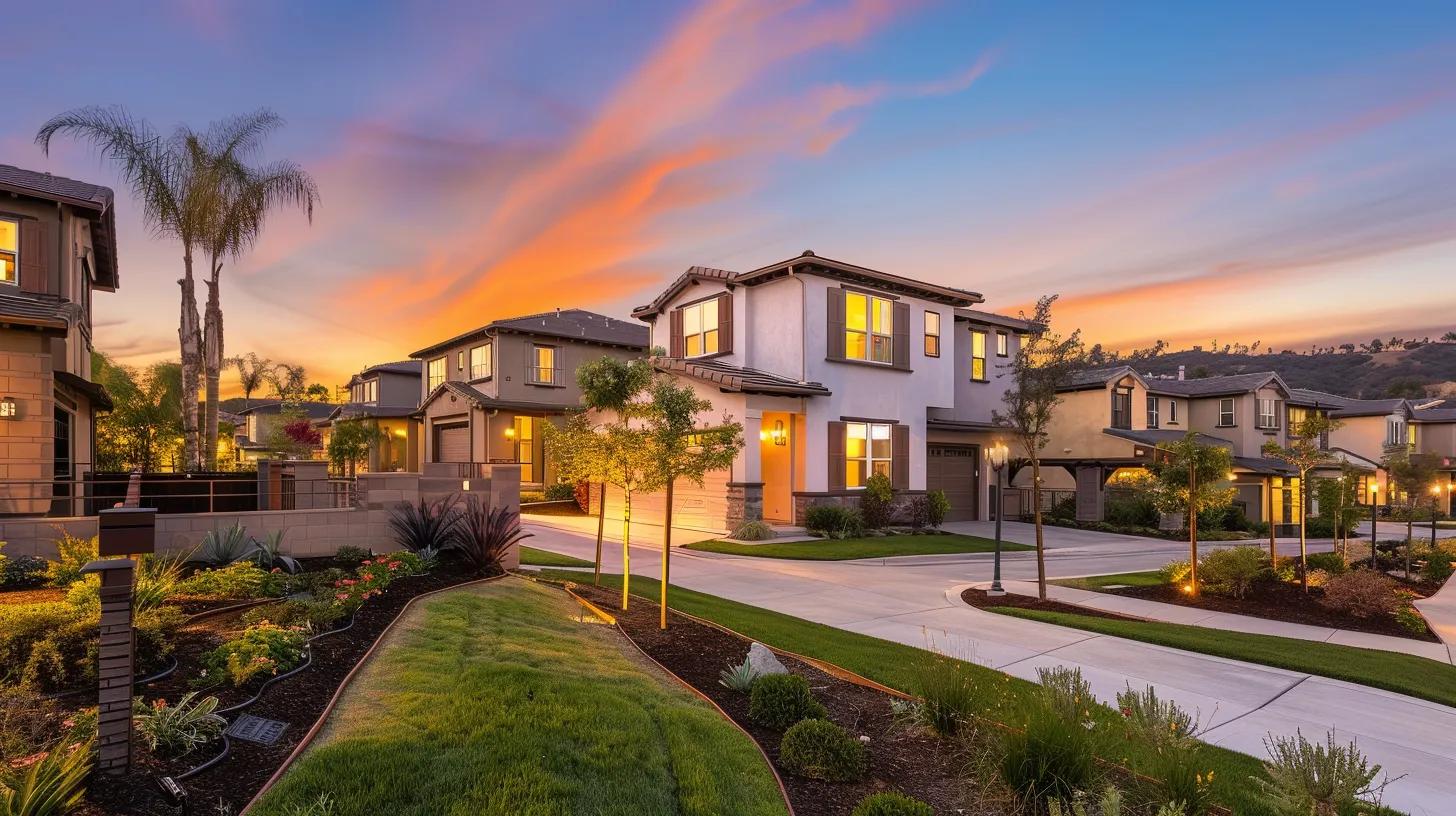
530,345,556,385
1256,398,1279,430
1146,395,1159,429
923,311,940,357
427,358,445,391
996,331,1009,357
353,379,377,404
845,422,892,488
970,331,987,381
0,219,16,285
1218,398,1236,427
680,298,719,357
469,343,492,380
513,416,535,481
845,291,893,363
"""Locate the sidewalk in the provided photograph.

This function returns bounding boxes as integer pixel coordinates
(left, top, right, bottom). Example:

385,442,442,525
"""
1414,577,1456,652
986,579,1454,664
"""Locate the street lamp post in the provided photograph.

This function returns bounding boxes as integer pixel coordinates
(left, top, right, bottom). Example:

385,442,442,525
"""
987,441,1010,596
1368,481,1380,569
1335,475,1346,559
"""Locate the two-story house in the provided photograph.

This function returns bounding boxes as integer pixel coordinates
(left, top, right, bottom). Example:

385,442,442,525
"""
0,165,119,516
231,401,337,465
409,309,648,487
317,360,423,473
1326,396,1456,513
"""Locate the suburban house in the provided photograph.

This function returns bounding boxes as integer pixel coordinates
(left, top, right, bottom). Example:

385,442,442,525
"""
0,165,118,516
410,309,648,487
1324,395,1456,513
317,360,423,473
623,251,1030,532
231,400,337,465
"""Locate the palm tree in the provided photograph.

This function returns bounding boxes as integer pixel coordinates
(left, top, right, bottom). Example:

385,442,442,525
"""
230,352,272,410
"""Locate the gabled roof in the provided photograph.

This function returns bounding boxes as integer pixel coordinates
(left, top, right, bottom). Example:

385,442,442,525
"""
1058,365,1145,392
1287,388,1360,409
1103,427,1232,449
235,401,337,420
0,291,73,335
411,308,647,358
361,360,422,377
654,356,831,397
1329,398,1410,419
419,380,579,415
954,308,1036,332
630,266,737,319
1144,371,1289,398
0,164,119,290
1412,407,1456,423
320,403,419,425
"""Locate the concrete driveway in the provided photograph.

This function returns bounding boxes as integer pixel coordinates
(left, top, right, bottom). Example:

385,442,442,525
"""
523,519,1455,815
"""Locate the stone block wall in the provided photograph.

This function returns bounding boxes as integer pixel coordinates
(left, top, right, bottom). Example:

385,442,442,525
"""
0,336,55,516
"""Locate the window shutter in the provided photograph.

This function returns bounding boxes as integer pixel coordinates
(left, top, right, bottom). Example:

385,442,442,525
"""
669,308,684,357
826,289,846,361
892,424,910,490
717,292,733,354
19,220,48,295
827,421,846,491
892,301,910,370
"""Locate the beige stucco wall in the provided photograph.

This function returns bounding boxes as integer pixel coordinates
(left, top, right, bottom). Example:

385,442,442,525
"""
1329,415,1393,463
1042,375,1149,460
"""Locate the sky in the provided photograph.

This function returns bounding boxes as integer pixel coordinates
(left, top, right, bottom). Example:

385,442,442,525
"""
5,1,1456,393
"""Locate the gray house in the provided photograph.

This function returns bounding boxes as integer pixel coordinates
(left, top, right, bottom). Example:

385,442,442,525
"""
318,360,423,473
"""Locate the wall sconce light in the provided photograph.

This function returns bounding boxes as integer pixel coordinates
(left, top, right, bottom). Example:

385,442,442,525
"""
0,397,15,419
462,479,471,491
770,419,787,446
504,427,516,440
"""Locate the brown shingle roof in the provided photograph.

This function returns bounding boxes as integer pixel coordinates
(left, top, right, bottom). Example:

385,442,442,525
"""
0,165,119,290
0,292,72,334
654,357,831,396
411,308,647,358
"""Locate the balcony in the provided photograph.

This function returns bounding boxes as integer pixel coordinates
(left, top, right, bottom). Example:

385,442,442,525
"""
525,364,563,387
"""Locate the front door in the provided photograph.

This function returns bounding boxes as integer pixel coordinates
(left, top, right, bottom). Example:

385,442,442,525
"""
926,443,979,521
760,412,796,522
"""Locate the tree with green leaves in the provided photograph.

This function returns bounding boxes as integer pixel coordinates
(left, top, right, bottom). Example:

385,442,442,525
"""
1385,449,1440,577
1262,414,1342,591
266,363,309,404
327,417,388,478
229,352,271,410
92,352,183,472
1142,432,1236,596
1314,463,1363,558
993,295,1085,600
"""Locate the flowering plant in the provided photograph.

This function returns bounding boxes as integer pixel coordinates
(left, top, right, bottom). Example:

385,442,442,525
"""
199,621,307,687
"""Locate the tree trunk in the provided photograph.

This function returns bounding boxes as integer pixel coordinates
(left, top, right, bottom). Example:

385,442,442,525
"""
1406,513,1414,579
202,266,224,471
621,489,632,611
1298,473,1308,592
1031,457,1047,600
661,478,674,629
178,256,203,472
595,482,606,586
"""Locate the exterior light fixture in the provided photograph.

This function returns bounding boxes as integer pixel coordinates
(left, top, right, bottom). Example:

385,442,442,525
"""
0,397,15,419
771,419,787,446
987,441,1011,595
462,479,471,491
504,427,516,439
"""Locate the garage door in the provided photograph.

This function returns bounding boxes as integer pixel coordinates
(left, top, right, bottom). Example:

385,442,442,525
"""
434,424,470,463
926,444,979,521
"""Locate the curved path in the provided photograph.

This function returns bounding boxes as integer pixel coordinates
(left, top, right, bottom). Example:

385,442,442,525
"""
524,517,1456,815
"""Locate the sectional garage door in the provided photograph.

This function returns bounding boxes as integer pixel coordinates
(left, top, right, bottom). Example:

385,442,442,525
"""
434,423,470,463
926,444,979,521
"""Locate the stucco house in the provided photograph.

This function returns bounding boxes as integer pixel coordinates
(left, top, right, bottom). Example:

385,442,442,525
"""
410,309,648,487
231,400,336,465
0,165,118,516
1324,396,1456,512
318,360,422,473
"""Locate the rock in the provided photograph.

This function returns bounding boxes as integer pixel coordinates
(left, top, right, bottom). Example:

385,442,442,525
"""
746,642,788,678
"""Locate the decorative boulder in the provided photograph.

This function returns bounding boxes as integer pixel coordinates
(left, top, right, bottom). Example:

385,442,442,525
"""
747,642,789,679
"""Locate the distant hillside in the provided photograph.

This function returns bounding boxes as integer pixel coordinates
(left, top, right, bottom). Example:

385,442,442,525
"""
1095,343,1456,399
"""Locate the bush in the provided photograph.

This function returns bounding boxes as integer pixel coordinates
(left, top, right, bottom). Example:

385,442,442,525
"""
388,495,462,553
804,504,863,539
1048,495,1077,521
1198,546,1266,599
200,622,307,687
46,531,97,587
192,522,260,567
925,490,950,528
241,599,345,632
1304,516,1336,539
859,472,896,530
778,718,868,782
1321,571,1400,619
175,561,281,599
1258,731,1380,816
748,673,826,729
1157,560,1192,586
133,691,226,757
730,521,776,541
911,655,991,737
0,603,181,693
0,545,48,589
450,499,531,574
0,685,62,761
543,482,577,502
1000,696,1099,804
851,792,932,816
1106,495,1159,528
1394,604,1429,636
905,495,930,530
334,544,372,563
331,555,414,612
1423,551,1454,583
1305,552,1348,577
1116,686,1212,814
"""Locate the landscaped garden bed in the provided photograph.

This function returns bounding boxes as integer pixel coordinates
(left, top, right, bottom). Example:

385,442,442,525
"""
684,532,1031,561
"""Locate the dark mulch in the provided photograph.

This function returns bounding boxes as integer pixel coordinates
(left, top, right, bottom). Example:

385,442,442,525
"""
962,587,1135,622
74,559,483,816
570,583,985,816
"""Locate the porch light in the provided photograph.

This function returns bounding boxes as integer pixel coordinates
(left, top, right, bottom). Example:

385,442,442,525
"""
0,397,15,419
1226,472,1236,482
504,427,516,439
770,419,787,446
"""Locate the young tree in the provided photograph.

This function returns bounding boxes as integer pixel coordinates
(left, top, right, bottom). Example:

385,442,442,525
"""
305,383,333,402
993,295,1084,599
1262,414,1341,591
92,352,183,472
1385,450,1439,578
1142,432,1236,596
1442,331,1456,343
1314,464,1363,558
327,417,387,477
230,353,271,409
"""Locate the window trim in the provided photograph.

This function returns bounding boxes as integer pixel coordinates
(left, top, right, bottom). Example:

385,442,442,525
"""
426,357,446,392
844,420,893,490
468,342,493,381
1146,394,1159,429
1168,399,1179,424
678,296,722,358
527,343,559,386
970,330,988,382
1217,398,1236,428
995,331,1009,357
1111,385,1133,430
844,290,895,365
923,310,941,357
0,217,17,287
1256,398,1279,430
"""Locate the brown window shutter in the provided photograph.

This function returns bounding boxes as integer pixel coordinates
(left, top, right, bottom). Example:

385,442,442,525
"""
669,308,684,357
19,220,49,295
892,424,910,490
827,421,846,491
892,301,910,369
717,292,733,354
826,289,846,361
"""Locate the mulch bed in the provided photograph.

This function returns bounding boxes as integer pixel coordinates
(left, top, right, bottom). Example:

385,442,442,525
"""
72,558,482,816
961,587,1136,623
568,583,988,816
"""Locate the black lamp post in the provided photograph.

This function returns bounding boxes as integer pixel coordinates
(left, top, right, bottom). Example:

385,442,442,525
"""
1368,481,1380,569
987,441,1010,596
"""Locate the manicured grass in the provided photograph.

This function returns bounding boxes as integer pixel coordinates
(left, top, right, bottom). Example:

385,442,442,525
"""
988,605,1456,709
1053,570,1164,590
252,579,787,816
535,571,1293,816
519,545,595,568
683,533,1032,561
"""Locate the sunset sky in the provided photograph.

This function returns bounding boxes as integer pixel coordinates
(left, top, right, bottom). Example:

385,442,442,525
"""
6,1,1456,392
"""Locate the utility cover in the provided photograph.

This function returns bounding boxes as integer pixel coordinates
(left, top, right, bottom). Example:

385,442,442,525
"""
227,715,288,745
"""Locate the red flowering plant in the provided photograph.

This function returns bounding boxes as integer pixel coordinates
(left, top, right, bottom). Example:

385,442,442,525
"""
331,554,409,612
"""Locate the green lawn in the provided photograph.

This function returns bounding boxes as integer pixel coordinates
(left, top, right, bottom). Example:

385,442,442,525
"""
519,546,595,568
534,571,1296,816
683,533,1032,561
252,579,787,816
1053,570,1165,590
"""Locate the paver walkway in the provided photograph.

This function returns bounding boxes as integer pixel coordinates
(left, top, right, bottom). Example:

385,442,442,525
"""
522,519,1456,815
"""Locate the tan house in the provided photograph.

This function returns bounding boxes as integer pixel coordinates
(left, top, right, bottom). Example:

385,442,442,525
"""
318,360,423,473
1325,397,1456,513
0,165,118,516
410,309,648,487
231,401,336,465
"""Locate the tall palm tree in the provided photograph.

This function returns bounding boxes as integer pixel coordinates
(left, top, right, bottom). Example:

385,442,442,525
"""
37,107,218,470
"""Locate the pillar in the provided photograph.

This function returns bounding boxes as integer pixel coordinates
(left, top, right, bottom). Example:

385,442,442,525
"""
1074,466,1104,522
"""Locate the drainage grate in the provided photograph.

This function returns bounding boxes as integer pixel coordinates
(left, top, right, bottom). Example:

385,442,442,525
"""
227,714,288,745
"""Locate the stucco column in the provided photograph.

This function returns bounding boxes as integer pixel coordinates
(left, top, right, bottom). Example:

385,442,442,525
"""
1074,465,1105,522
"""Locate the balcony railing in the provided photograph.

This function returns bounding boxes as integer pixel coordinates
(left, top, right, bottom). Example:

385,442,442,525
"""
525,364,563,386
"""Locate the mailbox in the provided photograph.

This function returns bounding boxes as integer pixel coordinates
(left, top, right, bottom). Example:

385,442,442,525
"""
98,507,157,557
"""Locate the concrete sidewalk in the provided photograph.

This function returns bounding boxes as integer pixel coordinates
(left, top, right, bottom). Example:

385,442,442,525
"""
1414,577,1456,652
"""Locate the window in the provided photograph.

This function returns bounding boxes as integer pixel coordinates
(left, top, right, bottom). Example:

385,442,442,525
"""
996,331,1009,357
845,291,893,363
513,416,535,482
427,358,445,391
923,310,940,357
680,298,720,357
469,343,492,380
457,350,465,370
1111,386,1132,429
0,219,16,285
1256,398,1279,430
352,379,377,404
1146,394,1159,429
970,330,987,381
529,344,557,385
1169,399,1179,424
1218,398,1235,427
1387,418,1409,447
845,422,892,488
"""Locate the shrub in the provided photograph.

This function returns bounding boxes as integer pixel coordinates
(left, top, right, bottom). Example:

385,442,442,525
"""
804,504,863,539
1305,552,1348,577
730,521,776,541
1198,546,1266,599
1037,665,1095,723
851,792,932,816
911,655,995,737
133,691,226,757
450,499,531,574
1304,516,1336,539
719,660,758,692
1321,571,1400,619
67,553,187,613
748,673,826,729
1106,495,1159,527
905,495,930,530
0,604,180,692
251,530,301,574
200,622,307,687
388,495,461,554
193,522,260,567
1158,560,1192,586
1048,495,1077,521
175,561,280,599
1000,696,1099,804
543,482,577,502
46,531,97,587
1116,686,1212,814
1116,684,1195,748
0,686,62,761
0,735,93,816
1258,731,1380,816
860,472,896,530
0,546,47,589
241,599,345,632
1393,603,1428,636
331,555,413,612
926,490,950,528
1422,550,1454,583
778,718,868,782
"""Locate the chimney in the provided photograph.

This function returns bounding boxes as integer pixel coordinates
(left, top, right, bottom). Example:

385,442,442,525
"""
1178,365,1185,381
555,307,561,316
